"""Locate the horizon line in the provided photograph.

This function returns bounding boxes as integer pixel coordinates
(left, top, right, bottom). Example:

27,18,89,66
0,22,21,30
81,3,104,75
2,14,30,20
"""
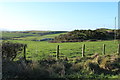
0,28,118,32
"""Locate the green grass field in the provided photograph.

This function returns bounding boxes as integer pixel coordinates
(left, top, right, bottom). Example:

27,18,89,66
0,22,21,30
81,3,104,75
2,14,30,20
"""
13,33,66,40
7,40,118,60
2,31,37,38
2,31,119,60
2,31,67,41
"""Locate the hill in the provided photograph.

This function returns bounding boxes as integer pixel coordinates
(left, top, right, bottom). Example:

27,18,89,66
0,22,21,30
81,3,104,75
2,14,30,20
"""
1,31,67,41
53,28,120,42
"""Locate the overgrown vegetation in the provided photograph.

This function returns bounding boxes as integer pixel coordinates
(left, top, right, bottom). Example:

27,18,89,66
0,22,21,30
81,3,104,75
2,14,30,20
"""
54,28,120,42
1,41,26,61
2,53,120,79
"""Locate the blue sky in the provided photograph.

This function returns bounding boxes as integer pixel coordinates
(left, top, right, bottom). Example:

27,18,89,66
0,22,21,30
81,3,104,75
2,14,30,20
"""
0,2,118,31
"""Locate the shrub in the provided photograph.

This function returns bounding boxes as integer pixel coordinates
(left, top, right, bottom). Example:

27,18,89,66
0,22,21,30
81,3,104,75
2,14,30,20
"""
51,62,65,77
84,60,101,74
70,63,83,72
2,60,50,79
2,41,26,61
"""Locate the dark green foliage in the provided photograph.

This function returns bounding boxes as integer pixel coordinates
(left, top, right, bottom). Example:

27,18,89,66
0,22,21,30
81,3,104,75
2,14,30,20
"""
2,41,26,61
54,28,118,42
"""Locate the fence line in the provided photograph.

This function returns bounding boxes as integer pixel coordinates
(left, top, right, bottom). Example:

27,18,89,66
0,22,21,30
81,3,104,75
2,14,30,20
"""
54,44,120,59
23,44,120,60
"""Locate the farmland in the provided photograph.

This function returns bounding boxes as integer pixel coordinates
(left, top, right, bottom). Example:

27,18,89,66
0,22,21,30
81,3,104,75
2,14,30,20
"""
7,40,118,60
2,31,119,60
2,30,120,79
1,31,67,40
13,33,66,41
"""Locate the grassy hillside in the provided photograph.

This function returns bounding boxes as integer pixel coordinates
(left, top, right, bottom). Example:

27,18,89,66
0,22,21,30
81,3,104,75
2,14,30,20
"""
2,31,67,40
13,33,66,41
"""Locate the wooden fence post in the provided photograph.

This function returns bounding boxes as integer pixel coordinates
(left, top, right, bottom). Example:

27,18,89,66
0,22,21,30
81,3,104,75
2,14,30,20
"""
56,45,59,60
23,44,27,61
103,44,105,55
118,44,120,55
82,44,85,57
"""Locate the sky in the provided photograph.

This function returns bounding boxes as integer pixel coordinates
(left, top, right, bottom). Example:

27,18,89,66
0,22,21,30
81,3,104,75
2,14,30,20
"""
0,2,118,31
0,0,119,2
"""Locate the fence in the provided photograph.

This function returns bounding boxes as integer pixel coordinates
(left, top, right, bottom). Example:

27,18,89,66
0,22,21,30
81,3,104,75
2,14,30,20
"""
55,44,120,59
22,43,120,61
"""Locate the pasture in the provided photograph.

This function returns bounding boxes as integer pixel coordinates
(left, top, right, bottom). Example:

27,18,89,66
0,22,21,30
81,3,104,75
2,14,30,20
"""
2,31,67,40
13,33,66,41
2,31,120,79
8,40,118,60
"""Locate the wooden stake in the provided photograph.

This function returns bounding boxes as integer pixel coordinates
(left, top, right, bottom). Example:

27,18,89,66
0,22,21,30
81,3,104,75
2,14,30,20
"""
103,44,105,55
56,45,59,60
82,44,85,57
118,44,120,55
23,44,26,61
